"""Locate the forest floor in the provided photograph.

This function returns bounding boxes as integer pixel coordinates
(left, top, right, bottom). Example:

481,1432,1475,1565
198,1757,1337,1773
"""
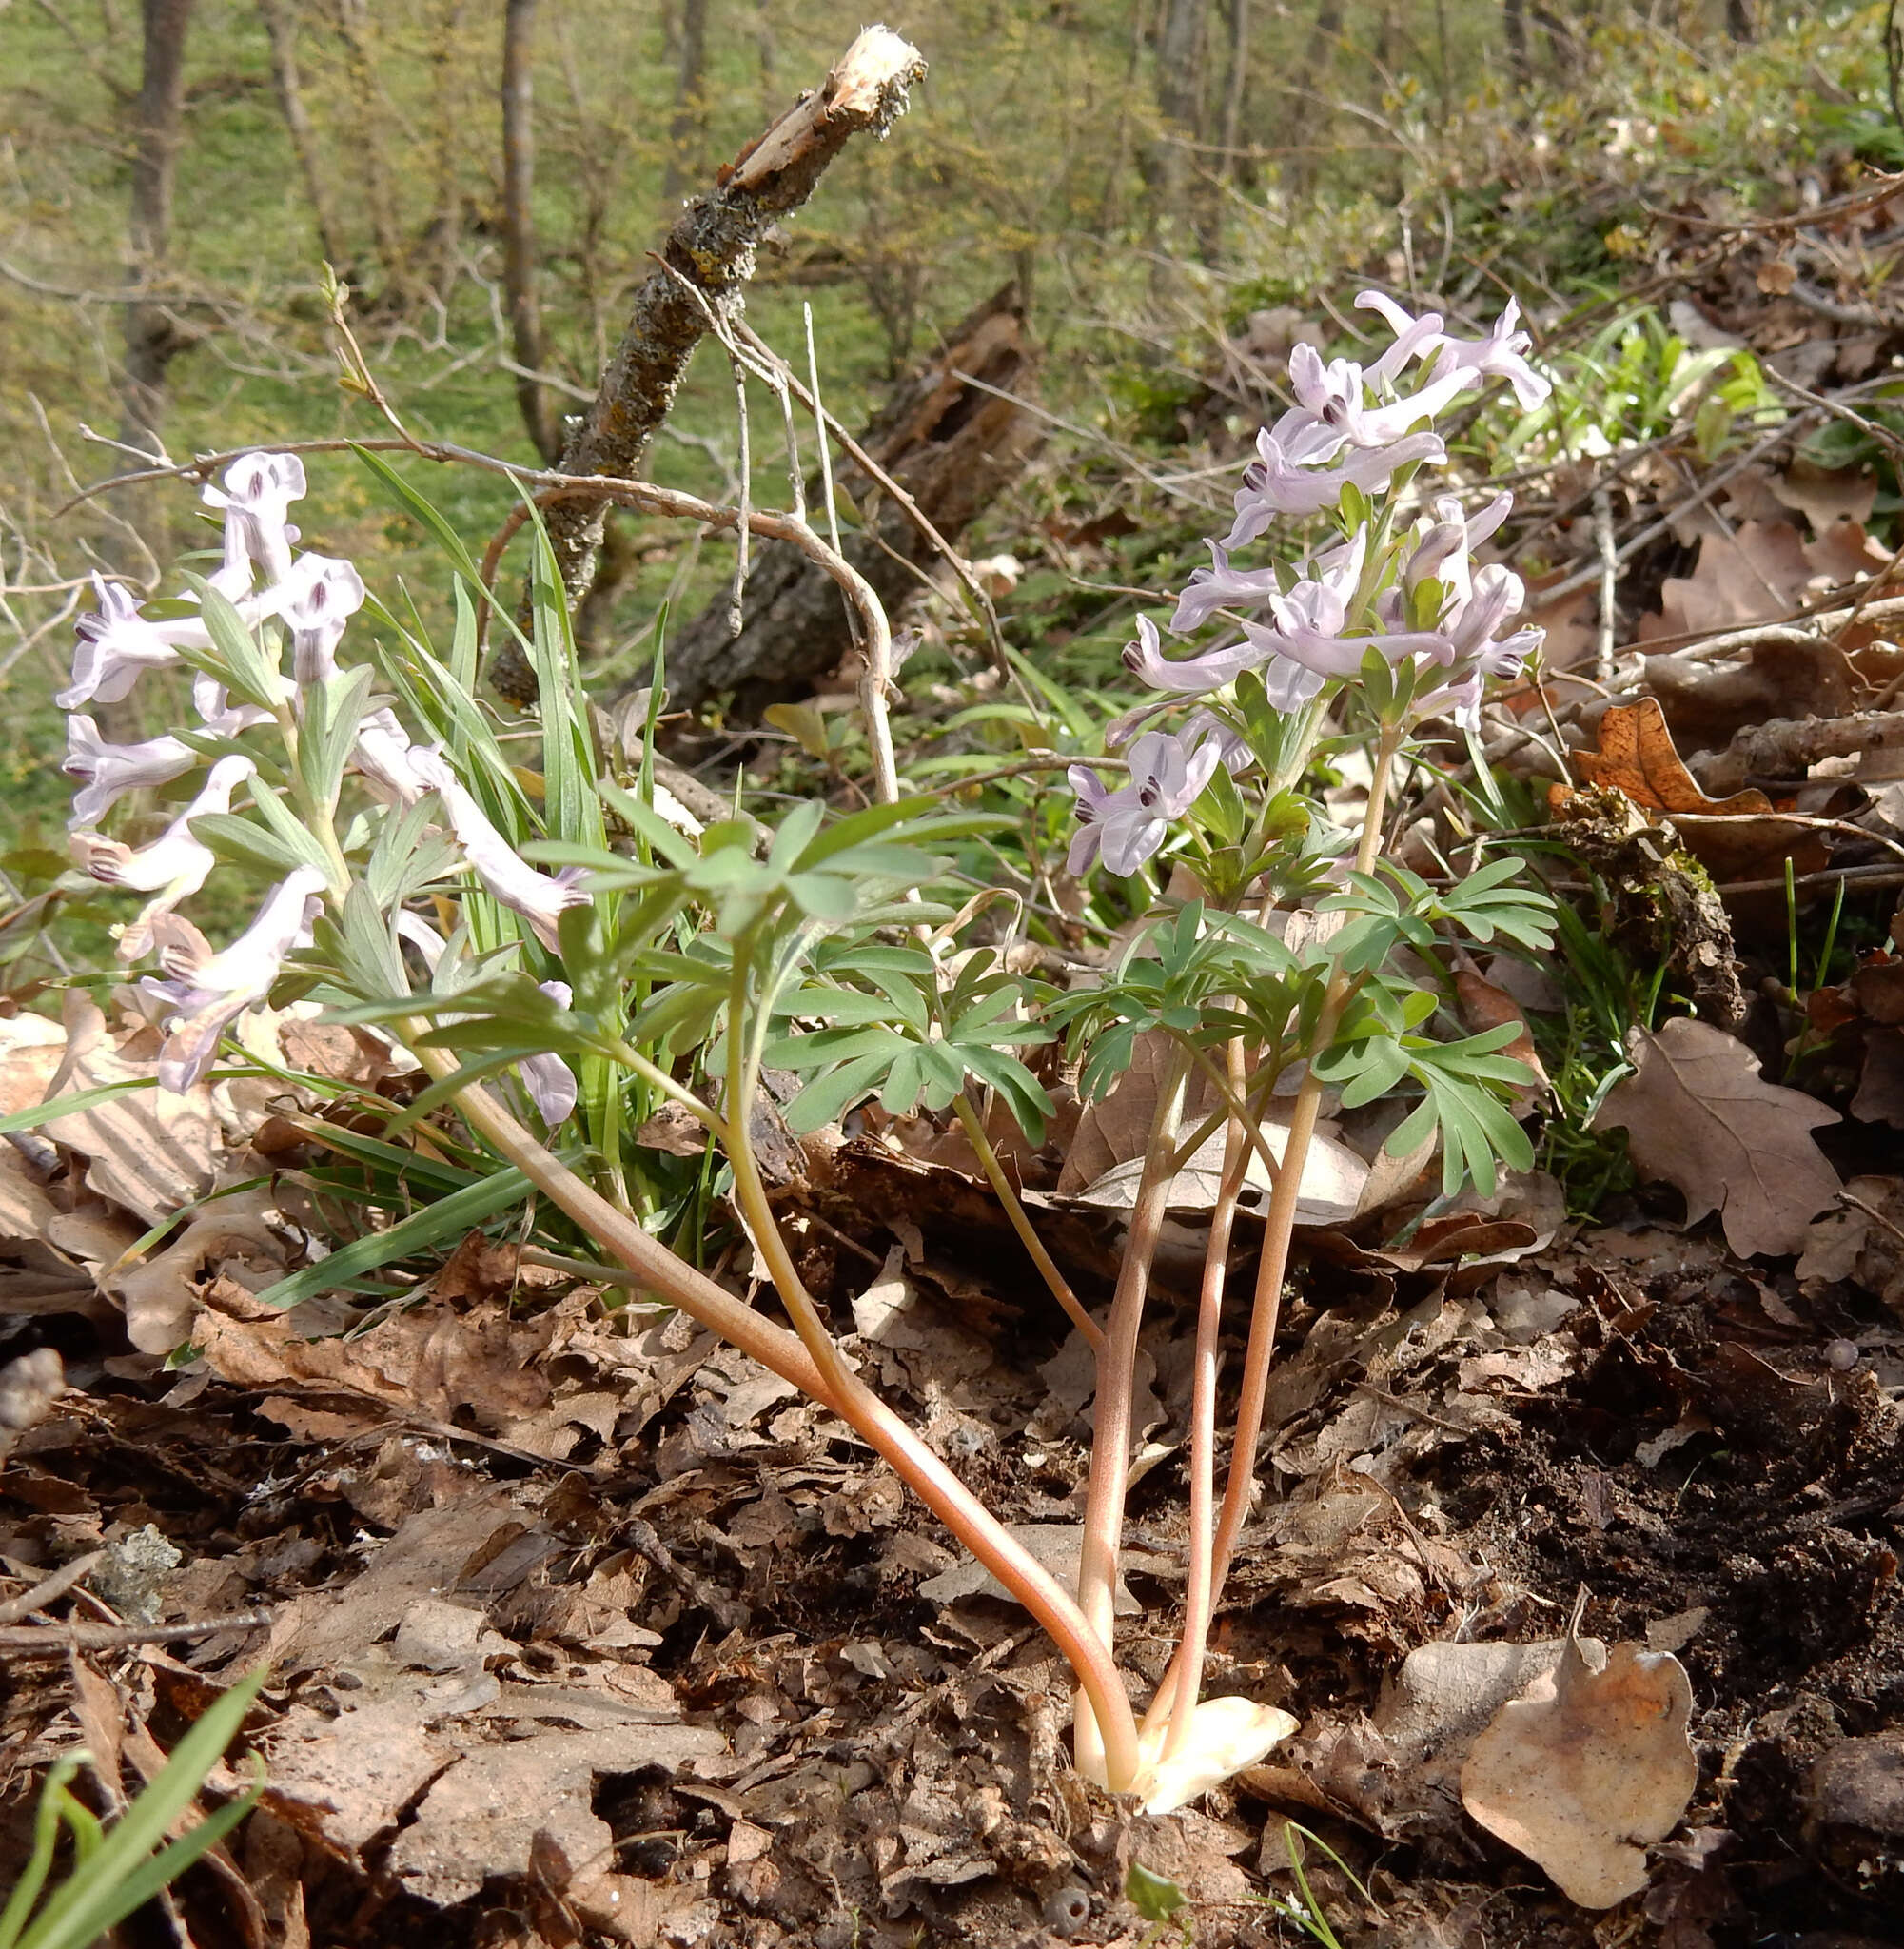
13,49,1904,1949
4,1098,1903,1949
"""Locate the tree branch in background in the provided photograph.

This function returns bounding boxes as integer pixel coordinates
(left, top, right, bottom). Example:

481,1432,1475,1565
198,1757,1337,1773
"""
661,0,711,210
121,0,195,468
258,0,346,273
653,286,1042,718
501,0,560,463
491,23,927,703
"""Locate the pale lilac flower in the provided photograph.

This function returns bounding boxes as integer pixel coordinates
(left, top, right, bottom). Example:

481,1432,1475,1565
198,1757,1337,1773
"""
1068,729,1222,877
282,553,366,687
71,756,255,962
63,716,199,828
62,562,302,711
203,451,306,589
1224,425,1443,545
1243,531,1450,691
59,577,203,709
1356,290,1551,412
143,864,326,1093
191,671,273,737
1170,541,1283,635
1123,613,1262,699
1357,293,1449,385
407,749,591,951
352,707,426,805
1428,296,1550,410
520,982,578,1127
1182,709,1251,775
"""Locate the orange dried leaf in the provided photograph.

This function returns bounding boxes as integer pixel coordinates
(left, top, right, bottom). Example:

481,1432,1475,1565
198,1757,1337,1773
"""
1574,699,1771,817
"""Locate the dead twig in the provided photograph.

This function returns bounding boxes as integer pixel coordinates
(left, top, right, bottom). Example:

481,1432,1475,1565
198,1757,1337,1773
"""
500,23,928,702
0,1610,273,1655
0,1550,105,1627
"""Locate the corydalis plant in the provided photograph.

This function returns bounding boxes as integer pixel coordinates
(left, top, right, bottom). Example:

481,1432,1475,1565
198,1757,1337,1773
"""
1048,289,1556,1785
46,287,1554,1815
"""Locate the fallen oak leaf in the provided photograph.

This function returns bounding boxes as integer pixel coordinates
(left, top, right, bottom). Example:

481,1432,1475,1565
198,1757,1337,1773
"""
1572,698,1772,817
1460,1632,1698,1909
1593,1018,1842,1257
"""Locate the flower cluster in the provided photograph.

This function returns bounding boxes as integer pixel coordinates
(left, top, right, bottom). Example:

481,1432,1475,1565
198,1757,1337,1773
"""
1070,293,1551,879
58,453,588,1109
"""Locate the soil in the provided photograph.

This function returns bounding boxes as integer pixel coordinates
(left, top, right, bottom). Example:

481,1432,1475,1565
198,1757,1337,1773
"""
6,1184,1904,1949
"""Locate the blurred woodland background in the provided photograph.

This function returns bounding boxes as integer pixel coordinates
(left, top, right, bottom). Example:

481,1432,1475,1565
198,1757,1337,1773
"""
0,1,1888,832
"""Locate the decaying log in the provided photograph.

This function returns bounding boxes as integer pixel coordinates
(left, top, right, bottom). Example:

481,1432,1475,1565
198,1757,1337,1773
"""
657,286,1045,717
491,23,926,702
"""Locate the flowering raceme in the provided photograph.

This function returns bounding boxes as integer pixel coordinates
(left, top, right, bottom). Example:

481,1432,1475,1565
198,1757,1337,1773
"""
52,452,591,1094
1070,293,1551,876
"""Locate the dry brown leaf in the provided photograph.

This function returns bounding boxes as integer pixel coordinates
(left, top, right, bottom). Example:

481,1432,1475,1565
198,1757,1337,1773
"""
0,1012,66,1116
1638,518,1880,642
1455,969,1547,1110
194,1293,555,1429
1572,699,1771,817
1646,636,1857,758
1770,458,1876,533
1593,1018,1842,1257
1377,1636,1606,1771
1667,812,1829,888
1796,1174,1904,1312
1854,1026,1904,1128
36,999,217,1224
1460,1634,1698,1908
391,1723,728,1905
917,1523,1169,1614
106,1188,297,1354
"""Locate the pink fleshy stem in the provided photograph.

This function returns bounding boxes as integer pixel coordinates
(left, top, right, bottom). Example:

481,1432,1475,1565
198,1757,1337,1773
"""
1072,1045,1190,1783
1155,1034,1252,1762
1146,722,1406,1720
414,1040,1146,1792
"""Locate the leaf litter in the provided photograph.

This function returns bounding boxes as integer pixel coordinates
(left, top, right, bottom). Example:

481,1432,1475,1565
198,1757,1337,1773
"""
21,185,1904,1949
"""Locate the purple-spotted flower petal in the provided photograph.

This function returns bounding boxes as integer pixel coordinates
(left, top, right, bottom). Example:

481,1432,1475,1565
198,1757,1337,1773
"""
202,451,306,589
1123,613,1263,699
407,749,591,951
63,716,199,828
1068,728,1224,878
71,756,256,962
143,864,326,1093
58,577,205,709
282,553,367,687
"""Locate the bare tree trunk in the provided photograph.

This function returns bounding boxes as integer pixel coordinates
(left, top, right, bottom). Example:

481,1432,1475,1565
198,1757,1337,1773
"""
501,0,559,463
1219,0,1249,182
121,0,194,464
258,0,345,269
661,0,710,207
755,0,775,101
424,0,468,301
1503,0,1531,81
331,0,408,307
491,27,927,700
1196,0,1248,253
1151,0,1207,264
1286,0,1343,199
